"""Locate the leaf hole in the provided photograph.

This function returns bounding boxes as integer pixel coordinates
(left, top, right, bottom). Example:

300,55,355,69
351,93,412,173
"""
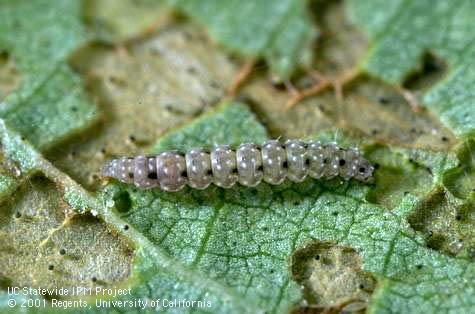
402,52,447,90
113,190,132,213
291,241,376,309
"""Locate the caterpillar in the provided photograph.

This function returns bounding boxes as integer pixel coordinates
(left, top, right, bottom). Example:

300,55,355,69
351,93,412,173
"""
101,140,375,192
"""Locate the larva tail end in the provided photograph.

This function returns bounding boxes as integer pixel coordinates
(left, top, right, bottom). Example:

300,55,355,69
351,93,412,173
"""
101,160,116,179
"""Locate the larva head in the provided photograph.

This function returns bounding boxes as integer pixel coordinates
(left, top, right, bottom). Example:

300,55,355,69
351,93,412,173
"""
354,157,375,183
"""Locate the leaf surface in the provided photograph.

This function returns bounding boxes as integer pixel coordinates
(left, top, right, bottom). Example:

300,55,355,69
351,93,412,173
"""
348,0,475,136
167,0,317,79
0,0,98,150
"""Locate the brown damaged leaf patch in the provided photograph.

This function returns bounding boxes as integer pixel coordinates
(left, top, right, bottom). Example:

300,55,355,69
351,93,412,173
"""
240,0,454,150
47,23,237,190
408,188,474,257
291,241,375,313
0,176,133,296
83,0,173,42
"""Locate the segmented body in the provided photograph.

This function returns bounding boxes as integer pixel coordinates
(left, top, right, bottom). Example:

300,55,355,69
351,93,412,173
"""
101,140,375,192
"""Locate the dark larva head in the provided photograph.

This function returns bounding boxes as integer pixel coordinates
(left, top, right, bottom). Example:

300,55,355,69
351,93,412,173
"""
354,158,375,183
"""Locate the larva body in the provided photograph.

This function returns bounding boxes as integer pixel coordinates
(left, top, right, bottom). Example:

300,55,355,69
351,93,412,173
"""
101,140,375,192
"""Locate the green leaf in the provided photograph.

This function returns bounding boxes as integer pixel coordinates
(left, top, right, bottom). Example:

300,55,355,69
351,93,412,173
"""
167,0,317,79
347,0,475,136
0,0,98,150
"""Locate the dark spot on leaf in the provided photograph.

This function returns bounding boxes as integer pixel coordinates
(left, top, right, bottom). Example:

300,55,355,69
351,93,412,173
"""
48,265,54,271
91,277,97,282
378,97,390,105
339,159,346,166
441,136,448,142
209,80,220,89
314,254,320,260
109,76,127,87
282,161,288,168
332,211,338,216
59,249,66,255
123,225,129,231
129,135,136,142
416,264,423,269
14,212,21,218
359,284,365,289
456,215,462,221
